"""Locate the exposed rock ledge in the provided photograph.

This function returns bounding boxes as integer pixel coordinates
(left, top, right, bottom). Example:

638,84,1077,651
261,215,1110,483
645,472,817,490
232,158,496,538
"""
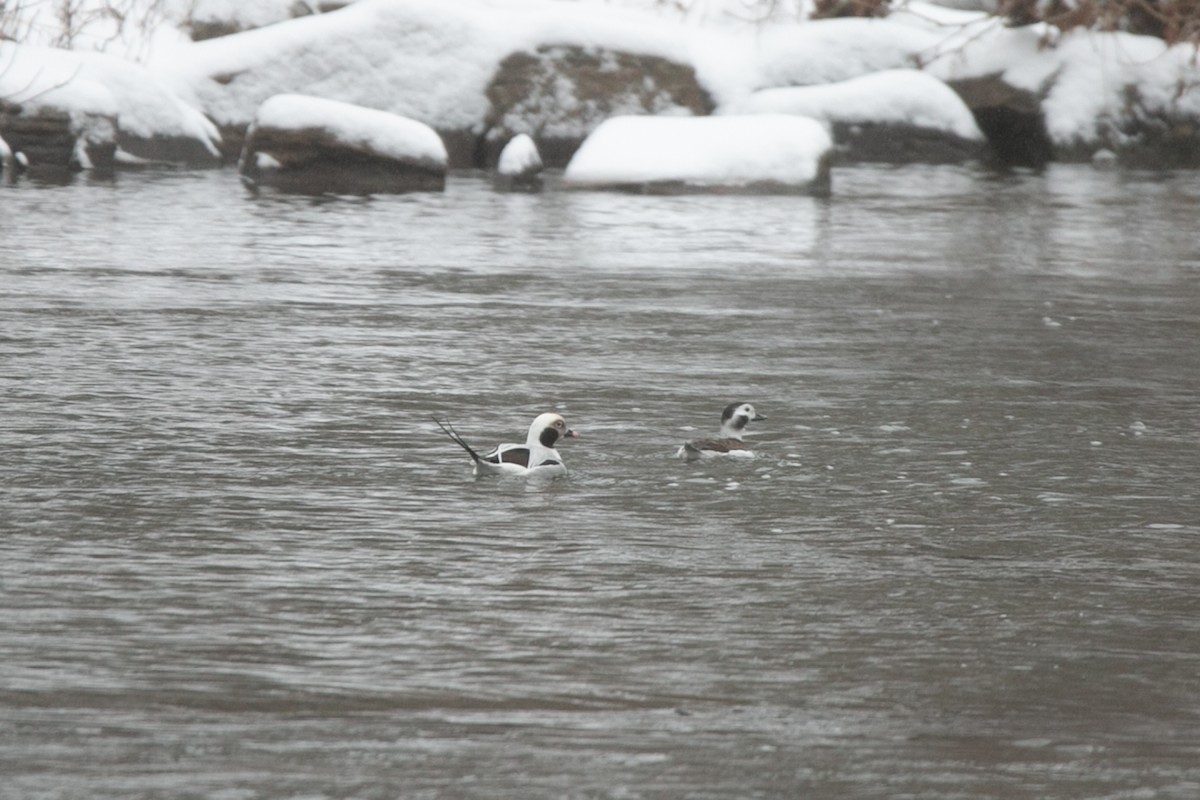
238,94,447,194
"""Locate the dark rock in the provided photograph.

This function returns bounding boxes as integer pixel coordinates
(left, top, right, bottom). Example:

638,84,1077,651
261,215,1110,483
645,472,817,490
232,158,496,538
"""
238,96,447,194
0,100,117,175
829,121,988,164
481,44,715,168
948,73,1054,168
1096,86,1200,168
949,70,1200,168
115,131,223,168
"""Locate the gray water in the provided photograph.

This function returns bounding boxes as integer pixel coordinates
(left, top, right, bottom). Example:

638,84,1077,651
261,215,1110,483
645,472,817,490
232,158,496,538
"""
2,165,1199,799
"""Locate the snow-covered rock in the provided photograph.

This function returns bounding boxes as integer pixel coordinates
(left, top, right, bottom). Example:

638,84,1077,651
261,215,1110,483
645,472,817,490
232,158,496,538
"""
926,25,1200,166
6,0,1198,174
0,42,221,169
482,44,713,167
495,133,543,191
725,69,985,163
238,93,448,194
156,0,723,167
563,114,832,194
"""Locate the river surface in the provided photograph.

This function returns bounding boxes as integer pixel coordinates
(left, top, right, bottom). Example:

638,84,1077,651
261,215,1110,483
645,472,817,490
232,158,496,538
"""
2,165,1199,799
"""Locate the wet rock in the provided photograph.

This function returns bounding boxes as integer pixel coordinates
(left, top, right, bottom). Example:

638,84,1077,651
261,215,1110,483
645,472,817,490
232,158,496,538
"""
829,121,987,163
0,100,116,175
1097,101,1200,169
931,27,1200,168
0,44,222,170
238,94,447,194
482,44,715,168
946,73,1054,168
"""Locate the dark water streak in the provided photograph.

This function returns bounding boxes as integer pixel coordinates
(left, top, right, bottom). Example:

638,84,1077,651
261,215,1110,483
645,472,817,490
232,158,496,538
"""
2,166,1199,799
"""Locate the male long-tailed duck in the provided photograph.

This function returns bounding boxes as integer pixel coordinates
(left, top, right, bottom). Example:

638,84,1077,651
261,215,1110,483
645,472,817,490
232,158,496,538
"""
435,412,578,477
676,402,766,461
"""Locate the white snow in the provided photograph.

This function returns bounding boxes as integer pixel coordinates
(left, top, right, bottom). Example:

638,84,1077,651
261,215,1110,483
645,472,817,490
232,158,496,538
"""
254,152,283,171
725,68,983,141
250,94,447,166
171,0,307,34
924,24,1200,150
3,0,1199,170
563,114,831,189
497,134,543,176
155,0,719,132
744,18,945,92
0,42,221,157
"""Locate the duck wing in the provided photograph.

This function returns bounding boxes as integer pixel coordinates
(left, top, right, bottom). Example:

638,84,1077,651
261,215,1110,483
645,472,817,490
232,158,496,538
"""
678,437,752,461
485,444,530,467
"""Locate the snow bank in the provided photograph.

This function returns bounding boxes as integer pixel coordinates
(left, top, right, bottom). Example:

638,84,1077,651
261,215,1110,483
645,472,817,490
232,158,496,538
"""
925,25,1200,152
746,18,944,92
250,94,447,167
0,42,221,163
563,114,832,193
171,0,307,36
156,0,716,132
726,69,983,141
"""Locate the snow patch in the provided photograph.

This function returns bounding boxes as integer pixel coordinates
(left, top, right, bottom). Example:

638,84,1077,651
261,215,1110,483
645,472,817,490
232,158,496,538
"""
497,134,543,176
564,114,831,191
0,42,220,156
725,69,983,141
250,94,447,166
747,18,944,91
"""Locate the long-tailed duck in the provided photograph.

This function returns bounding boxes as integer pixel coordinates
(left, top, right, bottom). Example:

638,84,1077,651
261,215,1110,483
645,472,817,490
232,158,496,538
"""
435,412,578,477
676,402,766,461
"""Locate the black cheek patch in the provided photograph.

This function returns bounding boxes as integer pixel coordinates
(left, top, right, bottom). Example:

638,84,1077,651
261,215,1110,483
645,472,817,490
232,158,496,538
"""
539,428,560,448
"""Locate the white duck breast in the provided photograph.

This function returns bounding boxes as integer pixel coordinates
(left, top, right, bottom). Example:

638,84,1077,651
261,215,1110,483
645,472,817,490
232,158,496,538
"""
436,412,578,477
676,402,766,461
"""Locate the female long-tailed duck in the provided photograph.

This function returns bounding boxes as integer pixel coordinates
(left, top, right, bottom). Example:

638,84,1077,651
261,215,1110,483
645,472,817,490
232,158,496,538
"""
676,402,766,461
435,412,578,477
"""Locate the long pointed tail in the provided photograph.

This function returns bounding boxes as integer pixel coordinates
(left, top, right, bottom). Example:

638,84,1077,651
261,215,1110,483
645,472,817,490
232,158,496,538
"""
433,416,484,465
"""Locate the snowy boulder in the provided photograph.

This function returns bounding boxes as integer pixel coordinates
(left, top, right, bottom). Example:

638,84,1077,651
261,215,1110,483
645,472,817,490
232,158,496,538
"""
563,115,833,195
495,134,543,191
0,43,221,170
482,44,714,167
238,94,448,194
725,69,986,164
926,26,1200,167
157,0,726,168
